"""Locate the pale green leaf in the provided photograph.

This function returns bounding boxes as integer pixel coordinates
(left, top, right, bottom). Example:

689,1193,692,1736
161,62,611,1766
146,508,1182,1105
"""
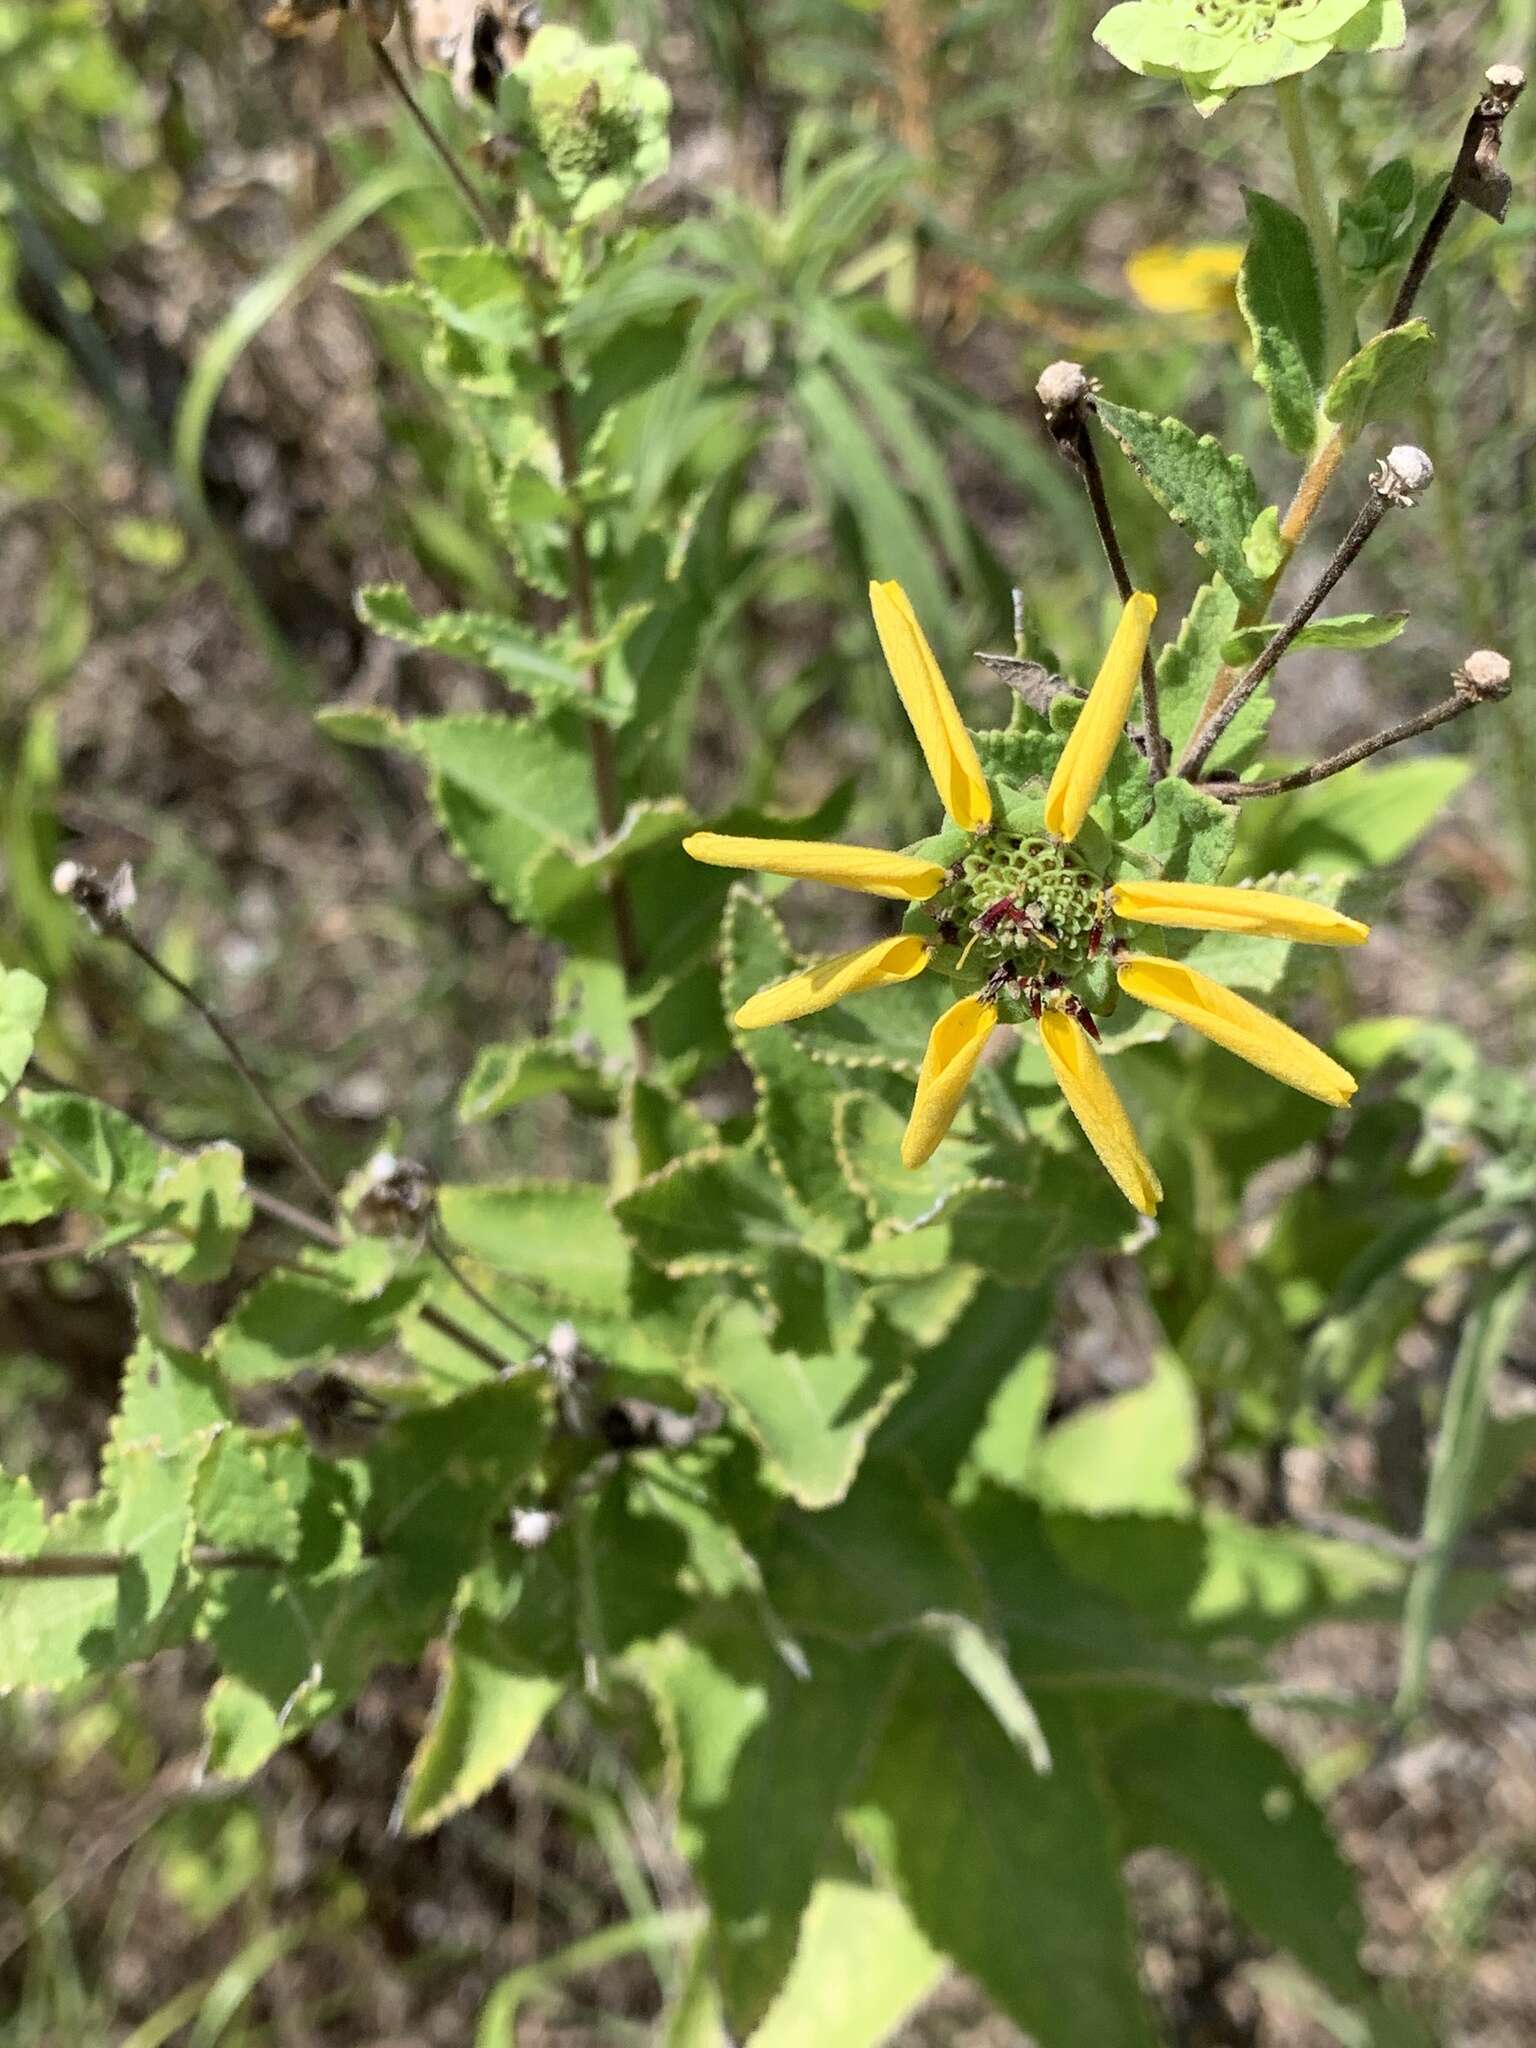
397,1602,563,1834
1238,190,1326,456
693,1299,910,1509
1092,399,1264,605
750,1877,944,2048
436,1181,630,1311
211,1270,422,1385
193,1432,304,1562
1220,609,1409,664
1323,319,1436,437
0,968,45,1098
457,1039,620,1121
850,1651,1155,2048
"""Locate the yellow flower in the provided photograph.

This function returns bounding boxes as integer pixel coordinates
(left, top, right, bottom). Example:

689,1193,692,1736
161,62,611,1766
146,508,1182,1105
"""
683,581,1369,1210
1124,243,1244,321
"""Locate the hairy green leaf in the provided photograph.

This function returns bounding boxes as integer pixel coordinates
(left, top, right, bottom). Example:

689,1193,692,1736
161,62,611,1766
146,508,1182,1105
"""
1238,190,1326,455
1323,319,1435,437
1092,400,1264,605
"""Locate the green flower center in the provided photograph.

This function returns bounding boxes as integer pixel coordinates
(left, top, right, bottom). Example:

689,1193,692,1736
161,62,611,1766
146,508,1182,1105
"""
925,831,1110,1009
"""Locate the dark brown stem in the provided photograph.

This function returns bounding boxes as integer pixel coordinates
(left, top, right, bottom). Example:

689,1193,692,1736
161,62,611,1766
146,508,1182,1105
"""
21,1059,518,1379
1204,691,1476,801
114,928,338,1214
1075,417,1168,780
1388,66,1526,329
427,1219,540,1349
1179,491,1388,781
0,1545,285,1580
368,38,506,245
540,333,652,1068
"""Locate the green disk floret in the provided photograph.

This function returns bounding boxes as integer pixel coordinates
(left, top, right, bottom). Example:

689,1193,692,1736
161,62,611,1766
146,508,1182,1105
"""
914,827,1120,1028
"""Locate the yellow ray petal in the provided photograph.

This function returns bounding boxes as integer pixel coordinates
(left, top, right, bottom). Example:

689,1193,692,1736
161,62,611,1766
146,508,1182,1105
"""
1125,242,1243,317
734,936,929,1030
868,581,992,831
682,833,945,902
1043,592,1157,843
1117,955,1357,1106
901,995,998,1169
1111,880,1369,947
1037,1010,1162,1216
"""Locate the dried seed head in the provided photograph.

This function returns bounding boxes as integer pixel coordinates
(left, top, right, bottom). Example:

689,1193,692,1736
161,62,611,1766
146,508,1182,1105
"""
52,859,136,935
1454,650,1513,703
351,1150,434,1233
1035,360,1093,422
1372,445,1434,507
1483,64,1526,110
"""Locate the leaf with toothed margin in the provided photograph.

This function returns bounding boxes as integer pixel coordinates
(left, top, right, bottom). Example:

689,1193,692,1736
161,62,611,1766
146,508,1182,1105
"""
1323,319,1435,437
691,1298,911,1510
613,1143,807,1279
1122,772,1238,887
833,1091,987,1236
630,1602,908,2036
457,1038,620,1121
395,1596,564,1835
1153,579,1241,761
1093,400,1265,607
436,1181,630,1312
1237,189,1326,457
720,886,875,1253
520,798,696,925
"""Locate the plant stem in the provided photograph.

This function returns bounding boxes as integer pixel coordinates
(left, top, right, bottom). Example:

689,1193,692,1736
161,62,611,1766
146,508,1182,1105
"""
1276,73,1351,379
368,39,506,246
540,333,653,1071
115,927,338,1214
1074,416,1168,779
0,1546,287,1580
1203,689,1480,801
362,39,652,1072
1179,487,1388,781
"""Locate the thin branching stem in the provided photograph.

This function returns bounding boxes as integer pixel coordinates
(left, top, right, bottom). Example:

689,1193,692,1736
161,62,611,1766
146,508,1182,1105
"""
1074,416,1168,779
115,927,337,1213
368,39,506,245
1179,489,1388,782
363,37,651,1069
0,1546,287,1580
1204,691,1479,801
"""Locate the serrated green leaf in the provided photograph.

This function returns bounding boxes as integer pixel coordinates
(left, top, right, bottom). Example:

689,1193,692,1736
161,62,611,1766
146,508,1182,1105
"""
437,1181,629,1311
210,1269,422,1385
720,887,870,1252
1238,190,1326,455
1098,1699,1373,2002
194,1432,303,1562
614,1144,803,1277
356,585,631,725
0,968,45,1098
136,1142,253,1284
1154,580,1242,758
636,1605,901,2035
109,1440,198,1626
457,1039,620,1121
694,1299,909,1509
749,1876,944,2048
1124,772,1238,885
117,1330,233,1448
0,1472,46,1558
850,1651,1155,2048
1220,609,1409,664
1093,399,1264,605
397,1601,564,1834
409,712,598,920
1323,319,1435,436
